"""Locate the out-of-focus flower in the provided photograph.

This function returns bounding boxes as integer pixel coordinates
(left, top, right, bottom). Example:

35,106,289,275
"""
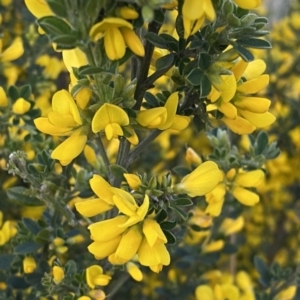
126,262,143,281
233,0,261,10
0,37,24,63
24,0,53,18
12,98,31,114
86,265,111,289
23,257,37,274
90,18,144,60
52,266,64,284
0,211,17,246
195,283,240,300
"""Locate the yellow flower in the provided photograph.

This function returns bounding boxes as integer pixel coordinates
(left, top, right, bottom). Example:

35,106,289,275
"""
274,285,297,300
195,284,240,300
52,266,64,284
23,257,37,274
124,173,142,190
0,87,8,107
0,211,17,246
12,98,31,114
174,161,221,197
138,237,170,273
75,175,115,217
202,240,224,253
34,90,88,165
220,216,245,235
137,92,189,130
182,0,215,39
92,103,129,140
116,7,139,19
90,18,144,60
126,262,143,281
86,265,111,289
185,147,202,165
233,0,261,10
208,59,275,134
24,0,53,18
0,37,24,63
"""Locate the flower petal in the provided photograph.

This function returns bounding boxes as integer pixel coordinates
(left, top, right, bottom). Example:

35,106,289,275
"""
238,110,276,128
75,198,113,217
34,117,72,136
235,170,264,187
222,116,256,134
232,187,259,206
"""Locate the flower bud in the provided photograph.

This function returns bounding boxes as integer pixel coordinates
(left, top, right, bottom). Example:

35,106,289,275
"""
23,257,36,274
53,266,64,284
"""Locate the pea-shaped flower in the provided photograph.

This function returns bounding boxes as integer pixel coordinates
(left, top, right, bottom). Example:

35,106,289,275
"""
90,18,145,60
34,90,88,165
92,103,129,140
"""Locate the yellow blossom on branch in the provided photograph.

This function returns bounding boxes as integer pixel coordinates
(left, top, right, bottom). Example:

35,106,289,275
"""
90,18,145,60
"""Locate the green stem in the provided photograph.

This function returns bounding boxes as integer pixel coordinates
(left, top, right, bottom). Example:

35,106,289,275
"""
127,129,162,166
94,134,112,181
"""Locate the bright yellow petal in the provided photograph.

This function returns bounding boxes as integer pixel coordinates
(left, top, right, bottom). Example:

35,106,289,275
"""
34,117,72,136
237,74,269,94
233,0,261,10
88,237,121,260
235,170,264,187
182,0,204,21
24,0,53,18
115,225,143,263
51,129,87,163
238,110,276,128
136,107,167,129
75,198,113,217
222,116,256,134
12,98,31,114
232,187,259,206
143,219,167,247
195,285,214,300
104,27,126,60
105,123,123,140
243,59,266,80
92,103,129,133
232,59,248,81
89,174,114,205
170,115,190,130
1,37,24,62
234,97,271,113
218,101,237,119
158,92,178,130
90,18,133,40
62,48,88,74
203,0,216,21
177,161,220,197
113,194,137,217
0,87,8,107
121,28,145,57
126,262,143,281
220,74,237,102
88,216,128,242
48,111,79,127
52,90,82,125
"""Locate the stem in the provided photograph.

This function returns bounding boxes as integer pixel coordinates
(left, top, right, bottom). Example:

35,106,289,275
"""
127,129,162,166
94,135,112,181
112,137,131,187
133,20,163,111
106,273,129,299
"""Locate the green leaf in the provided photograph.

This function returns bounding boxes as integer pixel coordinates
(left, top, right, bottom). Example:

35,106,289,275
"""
172,166,190,177
0,255,15,270
198,53,211,70
22,218,41,235
159,33,178,52
78,65,105,76
173,198,193,206
227,12,241,27
155,53,175,71
51,35,77,48
14,242,41,254
163,230,176,244
254,256,271,287
6,187,44,206
170,205,188,221
8,85,19,101
144,92,159,107
46,0,67,18
19,85,32,99
199,73,211,97
255,131,268,155
236,38,271,49
109,164,128,181
234,44,254,62
156,208,167,223
37,16,72,36
160,220,177,230
34,228,51,244
144,32,168,49
65,260,77,274
186,68,203,86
